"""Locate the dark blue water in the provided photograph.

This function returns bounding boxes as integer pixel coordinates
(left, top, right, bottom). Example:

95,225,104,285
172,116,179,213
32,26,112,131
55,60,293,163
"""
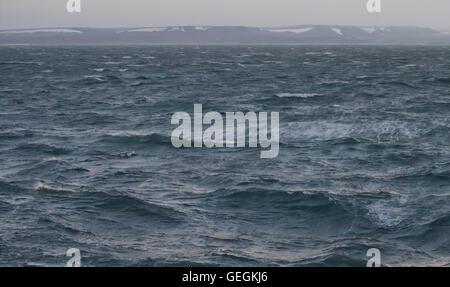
0,46,449,266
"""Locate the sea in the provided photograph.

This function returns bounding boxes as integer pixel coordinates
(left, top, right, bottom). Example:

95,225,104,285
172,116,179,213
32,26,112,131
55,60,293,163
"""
0,45,449,266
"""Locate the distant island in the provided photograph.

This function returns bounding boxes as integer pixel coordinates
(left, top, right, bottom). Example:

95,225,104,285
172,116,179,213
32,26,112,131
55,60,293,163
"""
1,25,449,45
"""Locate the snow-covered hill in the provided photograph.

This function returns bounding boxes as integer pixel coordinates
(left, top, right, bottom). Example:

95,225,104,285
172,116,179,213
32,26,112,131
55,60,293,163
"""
0,25,448,45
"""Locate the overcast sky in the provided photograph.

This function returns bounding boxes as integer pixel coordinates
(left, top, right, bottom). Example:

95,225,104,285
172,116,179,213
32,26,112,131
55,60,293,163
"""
1,0,449,31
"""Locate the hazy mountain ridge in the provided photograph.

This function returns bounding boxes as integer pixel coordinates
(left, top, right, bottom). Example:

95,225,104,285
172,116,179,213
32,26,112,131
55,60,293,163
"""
0,25,449,44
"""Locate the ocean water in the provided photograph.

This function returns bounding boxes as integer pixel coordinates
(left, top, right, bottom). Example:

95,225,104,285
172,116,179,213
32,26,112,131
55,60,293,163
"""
0,46,449,267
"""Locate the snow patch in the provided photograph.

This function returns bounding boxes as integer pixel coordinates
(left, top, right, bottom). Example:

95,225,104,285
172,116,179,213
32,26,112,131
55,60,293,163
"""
168,27,185,32
267,27,314,34
362,27,377,34
331,28,343,36
195,26,211,31
0,29,83,34
127,28,167,33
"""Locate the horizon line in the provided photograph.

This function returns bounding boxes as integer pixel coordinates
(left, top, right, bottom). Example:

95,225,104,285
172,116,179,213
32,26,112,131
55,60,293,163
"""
0,24,446,32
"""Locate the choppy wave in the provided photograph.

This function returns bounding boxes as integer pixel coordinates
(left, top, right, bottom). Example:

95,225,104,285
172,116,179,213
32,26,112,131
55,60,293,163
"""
35,182,77,193
0,45,449,266
275,93,322,98
281,121,433,142
98,132,172,146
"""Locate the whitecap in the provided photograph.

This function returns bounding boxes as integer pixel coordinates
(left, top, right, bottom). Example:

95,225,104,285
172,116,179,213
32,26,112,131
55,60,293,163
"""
320,80,349,84
399,64,417,69
233,54,251,58
366,198,409,228
276,93,322,98
280,121,431,142
104,61,121,65
35,182,76,193
83,75,104,81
